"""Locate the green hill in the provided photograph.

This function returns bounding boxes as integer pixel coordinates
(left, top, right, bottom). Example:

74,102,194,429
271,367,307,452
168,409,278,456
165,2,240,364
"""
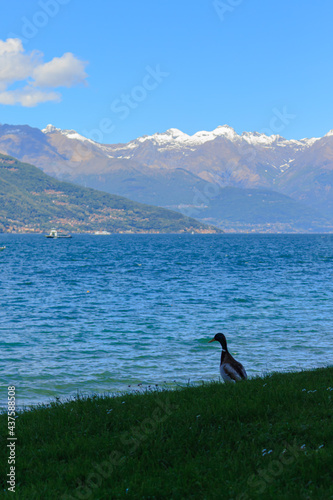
0,154,220,234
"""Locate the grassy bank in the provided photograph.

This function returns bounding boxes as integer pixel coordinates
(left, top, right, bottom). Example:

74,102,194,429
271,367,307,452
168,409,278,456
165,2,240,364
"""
1,367,333,499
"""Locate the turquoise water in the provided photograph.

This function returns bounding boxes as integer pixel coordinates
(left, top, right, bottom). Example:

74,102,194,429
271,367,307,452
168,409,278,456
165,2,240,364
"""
0,234,332,407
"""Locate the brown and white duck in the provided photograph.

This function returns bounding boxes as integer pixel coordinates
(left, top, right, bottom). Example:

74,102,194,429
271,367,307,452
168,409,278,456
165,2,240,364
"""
209,333,247,382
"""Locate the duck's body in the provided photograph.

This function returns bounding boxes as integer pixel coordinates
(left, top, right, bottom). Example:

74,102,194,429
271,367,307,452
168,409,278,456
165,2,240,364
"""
209,333,247,382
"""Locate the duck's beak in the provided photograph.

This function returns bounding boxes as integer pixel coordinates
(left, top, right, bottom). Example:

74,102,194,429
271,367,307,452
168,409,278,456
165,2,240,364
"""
208,338,216,343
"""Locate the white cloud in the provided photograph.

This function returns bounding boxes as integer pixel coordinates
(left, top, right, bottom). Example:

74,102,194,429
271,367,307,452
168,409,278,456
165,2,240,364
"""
0,37,23,55
0,39,40,90
0,38,88,107
0,87,61,107
33,52,87,88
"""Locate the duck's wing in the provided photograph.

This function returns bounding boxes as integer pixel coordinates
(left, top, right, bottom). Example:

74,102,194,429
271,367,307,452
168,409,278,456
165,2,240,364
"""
220,364,237,382
237,363,247,380
221,355,247,382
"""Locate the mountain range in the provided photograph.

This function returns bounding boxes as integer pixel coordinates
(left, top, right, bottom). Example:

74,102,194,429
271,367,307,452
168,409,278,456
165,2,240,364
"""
0,123,333,232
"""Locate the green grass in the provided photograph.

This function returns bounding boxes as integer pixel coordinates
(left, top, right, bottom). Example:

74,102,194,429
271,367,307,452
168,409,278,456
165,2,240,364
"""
1,368,333,499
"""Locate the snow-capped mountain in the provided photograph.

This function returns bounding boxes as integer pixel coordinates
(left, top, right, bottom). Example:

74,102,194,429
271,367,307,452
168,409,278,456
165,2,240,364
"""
41,123,318,172
103,124,317,153
1,123,333,231
39,123,324,187
41,122,315,152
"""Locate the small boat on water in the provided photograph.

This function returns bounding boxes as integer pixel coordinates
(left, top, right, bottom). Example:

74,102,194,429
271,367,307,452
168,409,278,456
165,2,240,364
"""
45,229,72,239
0,246,6,251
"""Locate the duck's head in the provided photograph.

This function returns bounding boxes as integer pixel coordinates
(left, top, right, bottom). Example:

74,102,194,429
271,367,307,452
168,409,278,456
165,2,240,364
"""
208,333,228,351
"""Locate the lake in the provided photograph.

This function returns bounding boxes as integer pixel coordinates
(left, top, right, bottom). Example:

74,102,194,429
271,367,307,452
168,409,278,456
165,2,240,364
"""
0,233,332,407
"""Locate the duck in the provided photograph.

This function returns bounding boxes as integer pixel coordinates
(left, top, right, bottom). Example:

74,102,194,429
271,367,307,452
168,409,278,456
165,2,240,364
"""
209,333,247,382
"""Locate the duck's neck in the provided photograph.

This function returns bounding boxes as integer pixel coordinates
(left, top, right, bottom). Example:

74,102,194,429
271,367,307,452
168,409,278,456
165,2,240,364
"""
221,349,227,363
219,339,228,352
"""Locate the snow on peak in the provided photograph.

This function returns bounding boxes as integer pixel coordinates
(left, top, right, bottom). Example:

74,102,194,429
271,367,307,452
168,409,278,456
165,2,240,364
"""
299,137,320,147
191,125,238,143
42,124,61,134
214,124,238,137
324,129,333,137
61,130,90,142
135,128,190,146
42,125,96,144
165,128,188,138
135,125,240,149
241,131,283,146
154,128,189,141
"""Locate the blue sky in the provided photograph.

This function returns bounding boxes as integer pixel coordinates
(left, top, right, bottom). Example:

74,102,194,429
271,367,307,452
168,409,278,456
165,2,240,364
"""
1,0,333,143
